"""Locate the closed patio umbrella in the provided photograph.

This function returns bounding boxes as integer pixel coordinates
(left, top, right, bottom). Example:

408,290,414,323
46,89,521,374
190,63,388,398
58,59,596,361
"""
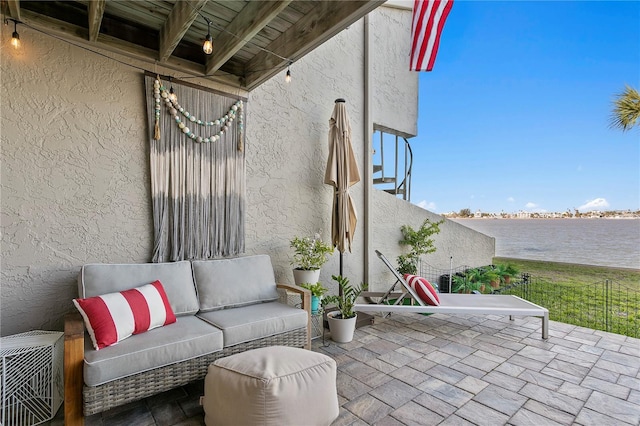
325,99,360,277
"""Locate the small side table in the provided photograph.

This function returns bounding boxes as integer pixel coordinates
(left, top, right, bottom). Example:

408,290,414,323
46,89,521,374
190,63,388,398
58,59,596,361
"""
283,290,324,340
1,330,64,426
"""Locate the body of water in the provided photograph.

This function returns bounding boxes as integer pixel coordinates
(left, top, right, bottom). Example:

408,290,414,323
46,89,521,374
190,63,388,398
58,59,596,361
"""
452,218,640,269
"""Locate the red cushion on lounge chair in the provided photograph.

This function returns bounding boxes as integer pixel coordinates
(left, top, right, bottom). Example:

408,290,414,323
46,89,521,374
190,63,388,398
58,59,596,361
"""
404,274,440,306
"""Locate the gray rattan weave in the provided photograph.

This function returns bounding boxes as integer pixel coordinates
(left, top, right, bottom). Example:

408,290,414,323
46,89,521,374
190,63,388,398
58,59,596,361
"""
82,327,308,415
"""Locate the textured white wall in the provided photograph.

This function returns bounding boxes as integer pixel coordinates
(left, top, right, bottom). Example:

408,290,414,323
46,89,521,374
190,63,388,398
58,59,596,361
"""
1,26,154,335
372,5,418,136
245,20,366,296
370,190,495,292
0,6,493,336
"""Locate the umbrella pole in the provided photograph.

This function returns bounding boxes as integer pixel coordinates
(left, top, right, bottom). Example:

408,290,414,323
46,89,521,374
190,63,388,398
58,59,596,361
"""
339,252,343,296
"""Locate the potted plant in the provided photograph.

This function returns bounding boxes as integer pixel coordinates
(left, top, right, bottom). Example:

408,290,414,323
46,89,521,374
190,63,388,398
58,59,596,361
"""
467,267,499,291
321,275,363,343
298,282,328,314
452,274,482,294
396,218,444,275
493,263,519,285
290,234,334,285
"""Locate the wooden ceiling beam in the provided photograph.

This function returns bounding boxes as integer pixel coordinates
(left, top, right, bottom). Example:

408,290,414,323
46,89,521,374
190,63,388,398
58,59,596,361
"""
87,0,105,42
6,0,21,21
204,0,292,75
243,1,385,90
158,0,208,63
18,9,244,89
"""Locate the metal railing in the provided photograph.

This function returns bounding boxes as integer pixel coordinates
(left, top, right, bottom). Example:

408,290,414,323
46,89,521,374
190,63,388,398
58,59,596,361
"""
417,260,639,338
496,274,639,338
372,127,413,201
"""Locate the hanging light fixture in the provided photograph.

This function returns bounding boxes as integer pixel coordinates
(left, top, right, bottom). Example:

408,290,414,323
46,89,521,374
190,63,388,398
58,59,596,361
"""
285,62,292,83
202,17,213,55
10,19,20,49
168,77,177,103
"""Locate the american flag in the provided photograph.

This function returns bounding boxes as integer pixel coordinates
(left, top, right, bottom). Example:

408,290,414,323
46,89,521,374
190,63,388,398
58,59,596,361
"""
410,0,454,71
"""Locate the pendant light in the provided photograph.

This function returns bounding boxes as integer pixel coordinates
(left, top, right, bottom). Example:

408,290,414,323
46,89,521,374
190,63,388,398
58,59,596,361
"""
10,19,20,49
285,62,292,83
202,18,213,55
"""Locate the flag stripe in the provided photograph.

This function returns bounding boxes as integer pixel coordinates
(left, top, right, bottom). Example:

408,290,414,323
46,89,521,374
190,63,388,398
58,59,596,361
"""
410,0,453,71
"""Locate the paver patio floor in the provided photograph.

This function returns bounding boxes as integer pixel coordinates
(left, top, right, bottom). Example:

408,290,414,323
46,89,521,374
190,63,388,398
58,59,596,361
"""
56,311,640,425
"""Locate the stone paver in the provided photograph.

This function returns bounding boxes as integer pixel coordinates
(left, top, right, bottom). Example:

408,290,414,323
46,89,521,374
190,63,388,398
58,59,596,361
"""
473,384,528,416
390,401,444,426
65,312,639,426
583,390,640,425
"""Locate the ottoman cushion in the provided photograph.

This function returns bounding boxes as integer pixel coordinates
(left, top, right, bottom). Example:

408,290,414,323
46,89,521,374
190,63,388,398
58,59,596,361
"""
204,346,339,426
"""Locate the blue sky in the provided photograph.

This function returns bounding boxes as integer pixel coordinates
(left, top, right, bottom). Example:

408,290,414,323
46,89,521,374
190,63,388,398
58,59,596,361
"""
410,0,639,214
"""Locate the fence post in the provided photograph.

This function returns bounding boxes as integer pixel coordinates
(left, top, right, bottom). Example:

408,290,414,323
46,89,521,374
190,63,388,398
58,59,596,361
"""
605,279,610,333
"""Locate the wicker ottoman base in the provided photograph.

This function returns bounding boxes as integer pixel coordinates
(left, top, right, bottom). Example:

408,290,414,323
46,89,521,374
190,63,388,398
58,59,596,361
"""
203,346,338,426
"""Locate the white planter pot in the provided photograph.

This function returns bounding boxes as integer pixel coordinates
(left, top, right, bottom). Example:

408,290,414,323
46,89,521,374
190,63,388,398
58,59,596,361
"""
293,269,321,286
326,311,357,343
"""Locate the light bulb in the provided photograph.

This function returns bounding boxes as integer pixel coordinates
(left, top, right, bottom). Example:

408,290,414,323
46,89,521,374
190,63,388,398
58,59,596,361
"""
285,69,291,83
11,31,19,49
10,20,19,49
203,34,213,55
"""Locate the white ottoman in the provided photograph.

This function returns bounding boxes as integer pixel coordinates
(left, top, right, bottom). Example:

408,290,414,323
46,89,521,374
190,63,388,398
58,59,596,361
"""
203,346,339,426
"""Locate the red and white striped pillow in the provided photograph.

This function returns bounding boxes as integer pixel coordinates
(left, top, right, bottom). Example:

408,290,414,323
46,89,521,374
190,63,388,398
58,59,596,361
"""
404,274,440,306
73,280,176,350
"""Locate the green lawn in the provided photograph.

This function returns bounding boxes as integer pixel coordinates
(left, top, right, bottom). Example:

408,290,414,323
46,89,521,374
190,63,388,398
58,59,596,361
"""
493,257,639,338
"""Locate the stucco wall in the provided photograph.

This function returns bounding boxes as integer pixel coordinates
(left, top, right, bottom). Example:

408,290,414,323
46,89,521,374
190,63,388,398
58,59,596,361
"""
1,26,154,334
370,190,495,292
1,6,493,336
244,21,367,295
372,4,418,136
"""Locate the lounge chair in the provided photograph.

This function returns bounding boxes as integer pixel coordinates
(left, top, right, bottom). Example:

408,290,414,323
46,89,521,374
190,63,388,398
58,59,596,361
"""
354,251,549,339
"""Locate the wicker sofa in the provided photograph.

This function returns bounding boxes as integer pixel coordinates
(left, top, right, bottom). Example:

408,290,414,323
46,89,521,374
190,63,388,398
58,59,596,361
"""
64,255,310,425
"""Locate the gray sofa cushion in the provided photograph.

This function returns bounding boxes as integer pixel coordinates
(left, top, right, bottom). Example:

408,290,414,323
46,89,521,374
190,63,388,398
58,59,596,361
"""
192,255,280,311
197,301,307,347
83,316,223,387
79,261,199,316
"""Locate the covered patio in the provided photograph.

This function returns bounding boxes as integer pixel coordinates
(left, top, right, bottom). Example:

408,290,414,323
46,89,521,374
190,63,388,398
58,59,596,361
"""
58,313,640,425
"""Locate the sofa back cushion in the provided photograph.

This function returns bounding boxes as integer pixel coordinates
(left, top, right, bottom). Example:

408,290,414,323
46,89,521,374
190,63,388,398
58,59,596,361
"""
192,255,280,312
79,261,199,316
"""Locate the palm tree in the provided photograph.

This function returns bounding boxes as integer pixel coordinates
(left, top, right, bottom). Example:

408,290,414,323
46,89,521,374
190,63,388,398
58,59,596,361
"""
610,85,640,131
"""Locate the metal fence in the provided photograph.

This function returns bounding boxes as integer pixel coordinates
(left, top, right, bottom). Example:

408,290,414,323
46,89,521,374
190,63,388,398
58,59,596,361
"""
419,261,639,338
496,274,639,339
419,262,470,293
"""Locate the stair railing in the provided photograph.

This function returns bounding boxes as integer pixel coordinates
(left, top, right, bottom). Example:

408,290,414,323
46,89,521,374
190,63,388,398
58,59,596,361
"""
372,127,413,202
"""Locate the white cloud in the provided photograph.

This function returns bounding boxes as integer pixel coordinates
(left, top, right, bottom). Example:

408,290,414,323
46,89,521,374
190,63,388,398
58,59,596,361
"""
416,200,437,211
507,197,515,203
578,198,609,212
523,202,547,213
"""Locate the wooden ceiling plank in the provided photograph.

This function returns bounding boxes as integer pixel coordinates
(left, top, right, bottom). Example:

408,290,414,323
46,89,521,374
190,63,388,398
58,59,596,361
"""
244,0,385,90
88,0,106,42
19,8,244,89
205,0,292,75
158,0,208,63
7,0,21,21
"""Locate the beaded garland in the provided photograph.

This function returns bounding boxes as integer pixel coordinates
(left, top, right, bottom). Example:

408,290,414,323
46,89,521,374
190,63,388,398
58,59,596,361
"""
153,77,244,151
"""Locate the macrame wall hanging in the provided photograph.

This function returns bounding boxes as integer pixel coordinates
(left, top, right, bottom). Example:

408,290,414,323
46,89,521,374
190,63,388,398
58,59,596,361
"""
144,74,246,262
